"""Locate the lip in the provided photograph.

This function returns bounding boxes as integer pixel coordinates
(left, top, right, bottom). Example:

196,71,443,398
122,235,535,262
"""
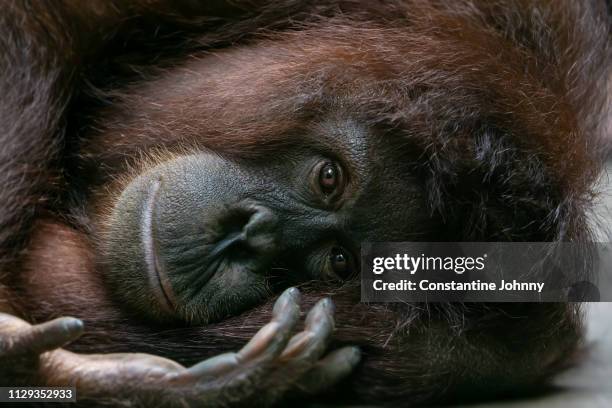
141,178,176,313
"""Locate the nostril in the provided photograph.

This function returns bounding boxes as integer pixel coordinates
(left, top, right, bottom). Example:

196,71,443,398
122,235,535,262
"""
242,205,278,254
218,202,279,258
223,212,252,236
243,205,278,239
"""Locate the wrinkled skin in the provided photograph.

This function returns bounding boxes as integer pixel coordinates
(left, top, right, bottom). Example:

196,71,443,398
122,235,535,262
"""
100,123,428,324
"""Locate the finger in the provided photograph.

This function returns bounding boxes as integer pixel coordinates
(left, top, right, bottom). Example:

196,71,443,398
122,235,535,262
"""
238,287,301,361
12,317,84,355
186,352,240,378
279,297,334,362
187,287,301,379
298,347,361,395
0,312,30,330
41,349,186,391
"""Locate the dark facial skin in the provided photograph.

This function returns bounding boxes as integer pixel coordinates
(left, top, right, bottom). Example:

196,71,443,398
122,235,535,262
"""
103,118,430,324
86,23,451,326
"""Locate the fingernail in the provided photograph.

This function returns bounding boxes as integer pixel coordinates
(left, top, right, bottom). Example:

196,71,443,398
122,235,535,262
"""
63,318,84,333
285,287,301,301
348,346,361,365
321,298,335,314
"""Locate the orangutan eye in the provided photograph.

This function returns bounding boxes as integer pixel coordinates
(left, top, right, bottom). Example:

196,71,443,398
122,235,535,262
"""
319,163,339,193
314,161,345,200
329,247,351,280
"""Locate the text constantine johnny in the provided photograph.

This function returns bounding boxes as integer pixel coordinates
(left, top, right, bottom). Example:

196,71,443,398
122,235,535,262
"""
372,280,545,293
